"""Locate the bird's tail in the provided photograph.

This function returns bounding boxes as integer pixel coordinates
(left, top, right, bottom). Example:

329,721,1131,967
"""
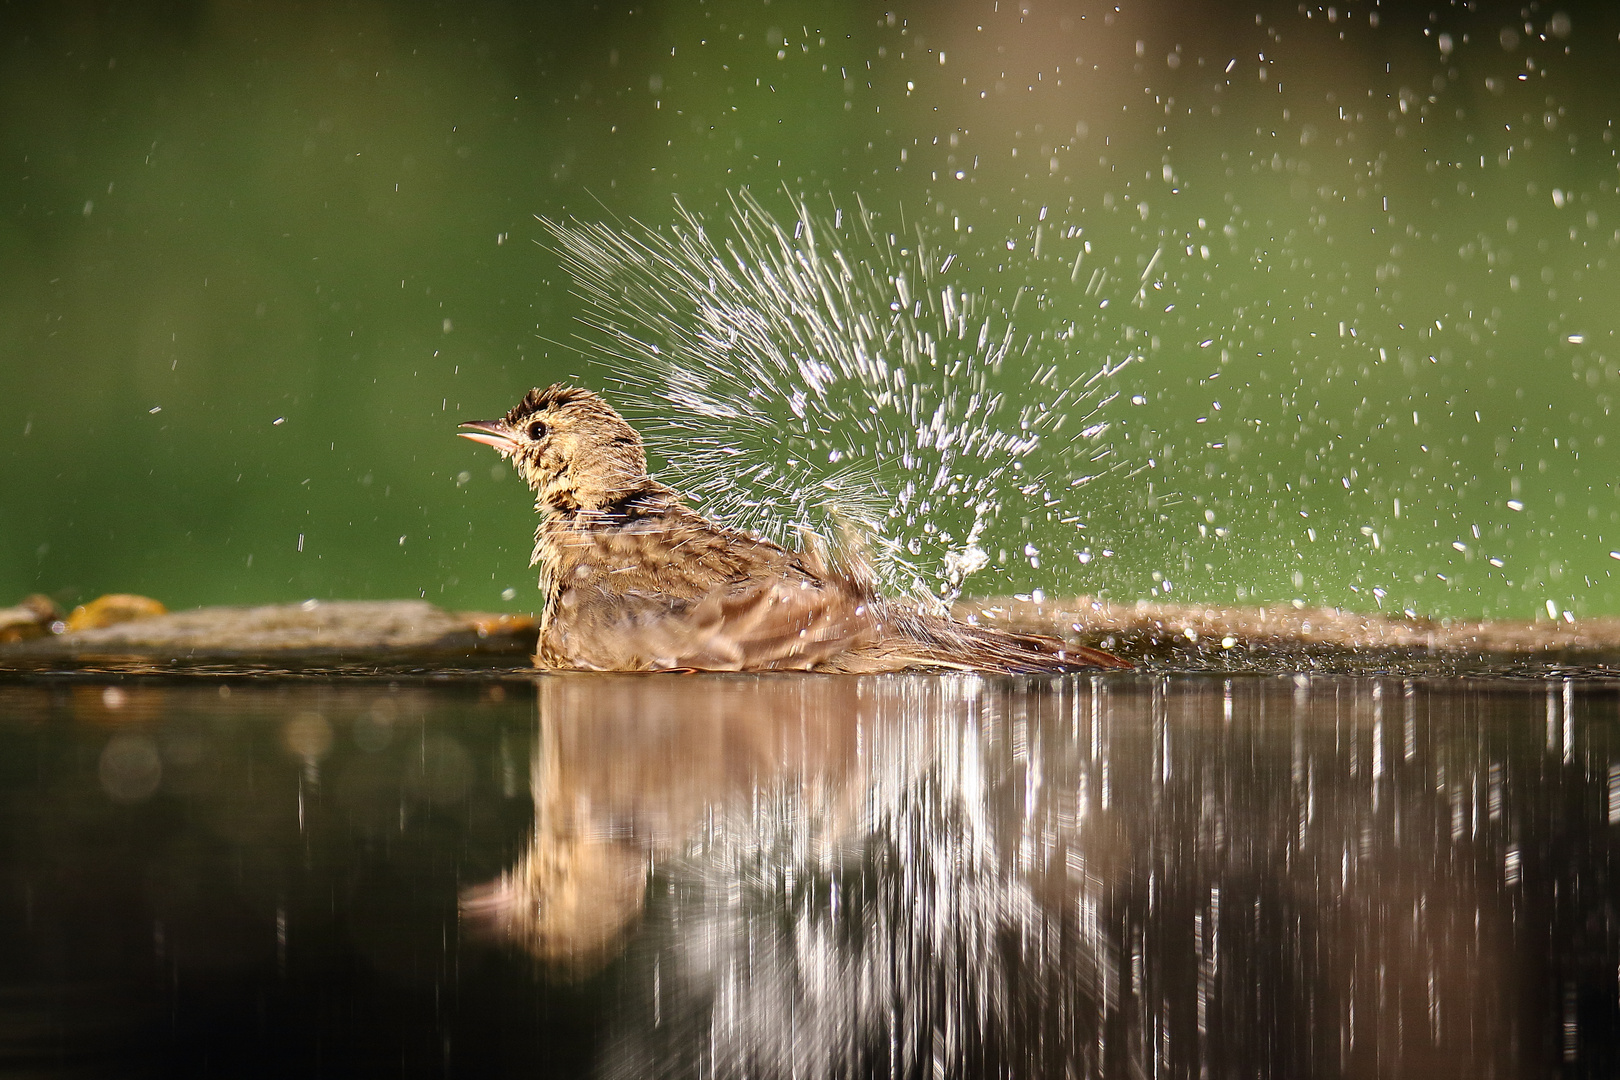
879,610,1132,673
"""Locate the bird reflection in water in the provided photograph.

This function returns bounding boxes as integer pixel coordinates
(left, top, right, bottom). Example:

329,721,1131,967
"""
463,673,1121,1077
463,675,1550,1079
460,675,883,971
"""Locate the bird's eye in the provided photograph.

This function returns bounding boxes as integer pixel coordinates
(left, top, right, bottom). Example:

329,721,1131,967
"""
526,420,548,441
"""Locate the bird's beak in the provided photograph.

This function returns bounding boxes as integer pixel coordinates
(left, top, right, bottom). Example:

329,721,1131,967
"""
458,419,517,453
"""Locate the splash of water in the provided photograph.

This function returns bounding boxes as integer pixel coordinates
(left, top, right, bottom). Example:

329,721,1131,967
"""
543,191,1126,603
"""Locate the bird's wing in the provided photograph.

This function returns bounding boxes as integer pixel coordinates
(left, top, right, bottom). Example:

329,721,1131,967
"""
548,579,880,672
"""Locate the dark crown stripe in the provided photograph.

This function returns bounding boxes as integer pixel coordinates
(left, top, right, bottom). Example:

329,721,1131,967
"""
506,384,598,425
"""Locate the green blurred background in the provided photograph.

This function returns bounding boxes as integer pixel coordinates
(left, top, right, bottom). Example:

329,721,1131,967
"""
3,0,1619,621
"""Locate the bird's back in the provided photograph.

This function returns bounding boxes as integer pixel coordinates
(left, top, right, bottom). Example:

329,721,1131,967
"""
537,498,867,670
539,498,818,601
537,500,1126,673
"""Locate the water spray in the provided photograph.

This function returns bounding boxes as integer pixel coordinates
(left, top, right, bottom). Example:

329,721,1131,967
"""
542,190,1128,604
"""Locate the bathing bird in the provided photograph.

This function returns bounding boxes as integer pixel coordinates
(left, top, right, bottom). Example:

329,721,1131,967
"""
459,385,1128,673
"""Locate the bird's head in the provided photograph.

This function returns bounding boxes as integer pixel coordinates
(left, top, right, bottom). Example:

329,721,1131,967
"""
459,385,651,515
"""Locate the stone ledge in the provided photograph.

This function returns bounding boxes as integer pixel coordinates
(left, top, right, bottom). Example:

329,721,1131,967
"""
5,596,1619,678
0,600,537,674
962,596,1620,675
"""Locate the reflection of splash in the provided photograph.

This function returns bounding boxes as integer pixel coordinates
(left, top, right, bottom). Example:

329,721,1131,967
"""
463,673,1531,1079
609,676,1117,1080
464,673,1116,1074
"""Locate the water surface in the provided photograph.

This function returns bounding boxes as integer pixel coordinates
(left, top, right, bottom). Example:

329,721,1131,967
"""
5,673,1620,1076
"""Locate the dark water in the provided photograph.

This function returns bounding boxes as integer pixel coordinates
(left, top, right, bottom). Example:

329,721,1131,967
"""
4,674,1619,1078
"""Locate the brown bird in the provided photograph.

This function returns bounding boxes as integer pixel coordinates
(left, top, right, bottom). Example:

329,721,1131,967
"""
458,385,1129,673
